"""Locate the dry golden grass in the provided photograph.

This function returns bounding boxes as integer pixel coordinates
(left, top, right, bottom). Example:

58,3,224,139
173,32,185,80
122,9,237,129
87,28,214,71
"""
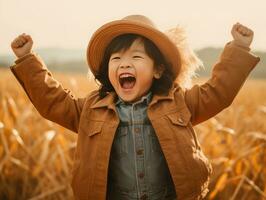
0,68,265,200
193,78,266,200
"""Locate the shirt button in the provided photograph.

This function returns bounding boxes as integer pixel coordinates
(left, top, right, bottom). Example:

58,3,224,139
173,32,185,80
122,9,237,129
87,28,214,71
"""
140,194,148,200
134,127,140,133
138,172,145,179
136,149,144,155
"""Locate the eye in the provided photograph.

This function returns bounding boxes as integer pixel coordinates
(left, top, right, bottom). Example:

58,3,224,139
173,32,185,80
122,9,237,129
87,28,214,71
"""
110,56,120,60
133,55,143,59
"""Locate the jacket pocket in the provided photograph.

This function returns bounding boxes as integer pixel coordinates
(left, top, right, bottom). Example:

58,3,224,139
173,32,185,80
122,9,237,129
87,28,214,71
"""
166,108,197,149
87,121,104,137
166,109,190,126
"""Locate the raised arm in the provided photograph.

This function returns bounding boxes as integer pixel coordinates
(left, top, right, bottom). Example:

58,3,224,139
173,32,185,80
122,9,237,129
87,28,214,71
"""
10,34,85,133
185,23,260,126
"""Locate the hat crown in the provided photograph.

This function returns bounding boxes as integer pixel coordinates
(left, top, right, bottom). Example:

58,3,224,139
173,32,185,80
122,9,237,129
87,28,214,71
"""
122,15,156,28
87,14,182,80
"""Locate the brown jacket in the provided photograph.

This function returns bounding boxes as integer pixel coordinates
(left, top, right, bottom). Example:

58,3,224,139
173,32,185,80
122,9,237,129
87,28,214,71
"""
10,43,260,200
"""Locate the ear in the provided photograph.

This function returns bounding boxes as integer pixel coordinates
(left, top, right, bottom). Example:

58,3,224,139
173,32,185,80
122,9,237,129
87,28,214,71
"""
153,64,164,79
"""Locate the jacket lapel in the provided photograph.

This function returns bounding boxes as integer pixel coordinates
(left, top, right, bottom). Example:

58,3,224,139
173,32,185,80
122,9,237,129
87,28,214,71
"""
90,92,117,111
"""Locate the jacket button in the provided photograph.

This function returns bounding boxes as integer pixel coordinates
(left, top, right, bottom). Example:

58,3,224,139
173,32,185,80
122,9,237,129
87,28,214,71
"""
140,194,148,200
136,149,144,155
178,117,184,124
138,172,145,179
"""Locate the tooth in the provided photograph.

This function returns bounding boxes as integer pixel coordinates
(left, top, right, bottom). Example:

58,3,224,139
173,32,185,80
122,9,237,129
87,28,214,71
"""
120,73,134,78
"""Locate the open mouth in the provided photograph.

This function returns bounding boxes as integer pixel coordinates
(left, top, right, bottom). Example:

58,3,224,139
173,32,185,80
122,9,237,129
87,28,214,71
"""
119,73,136,89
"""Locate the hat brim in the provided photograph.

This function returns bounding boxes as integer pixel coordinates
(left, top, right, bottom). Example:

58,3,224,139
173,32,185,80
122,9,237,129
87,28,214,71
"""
87,20,181,77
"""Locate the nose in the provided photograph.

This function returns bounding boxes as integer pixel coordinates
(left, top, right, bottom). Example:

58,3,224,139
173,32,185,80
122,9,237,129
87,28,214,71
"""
119,57,132,69
119,65,131,69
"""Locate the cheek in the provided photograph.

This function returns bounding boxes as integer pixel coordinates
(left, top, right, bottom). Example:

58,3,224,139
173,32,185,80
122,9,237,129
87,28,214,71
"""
137,69,154,85
138,64,155,80
108,64,116,85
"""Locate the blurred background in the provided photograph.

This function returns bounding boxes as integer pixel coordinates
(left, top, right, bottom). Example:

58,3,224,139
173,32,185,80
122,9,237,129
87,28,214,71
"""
0,0,266,77
0,0,265,199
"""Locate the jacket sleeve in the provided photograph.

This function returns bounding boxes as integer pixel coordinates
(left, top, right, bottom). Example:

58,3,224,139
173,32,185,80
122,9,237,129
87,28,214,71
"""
10,53,86,133
185,42,260,126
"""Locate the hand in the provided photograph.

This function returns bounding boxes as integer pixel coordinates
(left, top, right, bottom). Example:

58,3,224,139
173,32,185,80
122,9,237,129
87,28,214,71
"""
11,33,33,58
231,23,254,48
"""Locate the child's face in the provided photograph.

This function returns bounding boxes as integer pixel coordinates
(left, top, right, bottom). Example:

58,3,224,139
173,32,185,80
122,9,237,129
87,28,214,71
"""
108,38,160,103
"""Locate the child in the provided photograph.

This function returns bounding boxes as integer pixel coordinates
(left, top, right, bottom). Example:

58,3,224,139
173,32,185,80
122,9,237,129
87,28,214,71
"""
10,15,260,200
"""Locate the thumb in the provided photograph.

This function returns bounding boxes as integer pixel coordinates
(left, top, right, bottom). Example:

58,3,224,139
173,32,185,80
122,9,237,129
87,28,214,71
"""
231,22,240,37
24,34,33,43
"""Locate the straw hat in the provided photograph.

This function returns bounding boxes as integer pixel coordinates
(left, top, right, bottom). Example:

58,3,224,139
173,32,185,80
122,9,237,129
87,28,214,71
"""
87,15,182,79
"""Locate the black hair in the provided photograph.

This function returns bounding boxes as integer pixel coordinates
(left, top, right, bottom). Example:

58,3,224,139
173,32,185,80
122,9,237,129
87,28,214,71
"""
95,34,175,98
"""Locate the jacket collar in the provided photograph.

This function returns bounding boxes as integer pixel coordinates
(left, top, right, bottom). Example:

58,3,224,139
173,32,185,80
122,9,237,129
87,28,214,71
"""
90,83,180,109
149,92,174,107
90,91,117,110
149,83,180,107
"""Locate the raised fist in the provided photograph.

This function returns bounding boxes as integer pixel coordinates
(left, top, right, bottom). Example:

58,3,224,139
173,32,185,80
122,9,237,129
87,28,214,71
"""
231,23,254,48
11,33,33,58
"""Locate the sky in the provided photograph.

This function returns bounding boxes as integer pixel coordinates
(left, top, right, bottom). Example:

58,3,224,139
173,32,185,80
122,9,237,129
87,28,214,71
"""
0,0,266,55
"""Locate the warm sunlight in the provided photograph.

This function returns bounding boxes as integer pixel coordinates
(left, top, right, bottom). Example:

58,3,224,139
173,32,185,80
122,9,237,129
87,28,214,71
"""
0,0,265,54
0,1,265,199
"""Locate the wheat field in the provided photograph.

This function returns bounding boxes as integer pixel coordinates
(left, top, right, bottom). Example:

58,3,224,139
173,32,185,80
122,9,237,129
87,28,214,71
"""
0,68,265,200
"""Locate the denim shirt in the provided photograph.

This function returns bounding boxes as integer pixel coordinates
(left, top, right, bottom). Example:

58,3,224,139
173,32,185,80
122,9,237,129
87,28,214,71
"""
107,92,177,200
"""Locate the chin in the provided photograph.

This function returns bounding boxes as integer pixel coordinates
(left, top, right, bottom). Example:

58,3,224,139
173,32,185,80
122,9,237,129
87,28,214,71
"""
120,96,137,103
118,92,140,103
